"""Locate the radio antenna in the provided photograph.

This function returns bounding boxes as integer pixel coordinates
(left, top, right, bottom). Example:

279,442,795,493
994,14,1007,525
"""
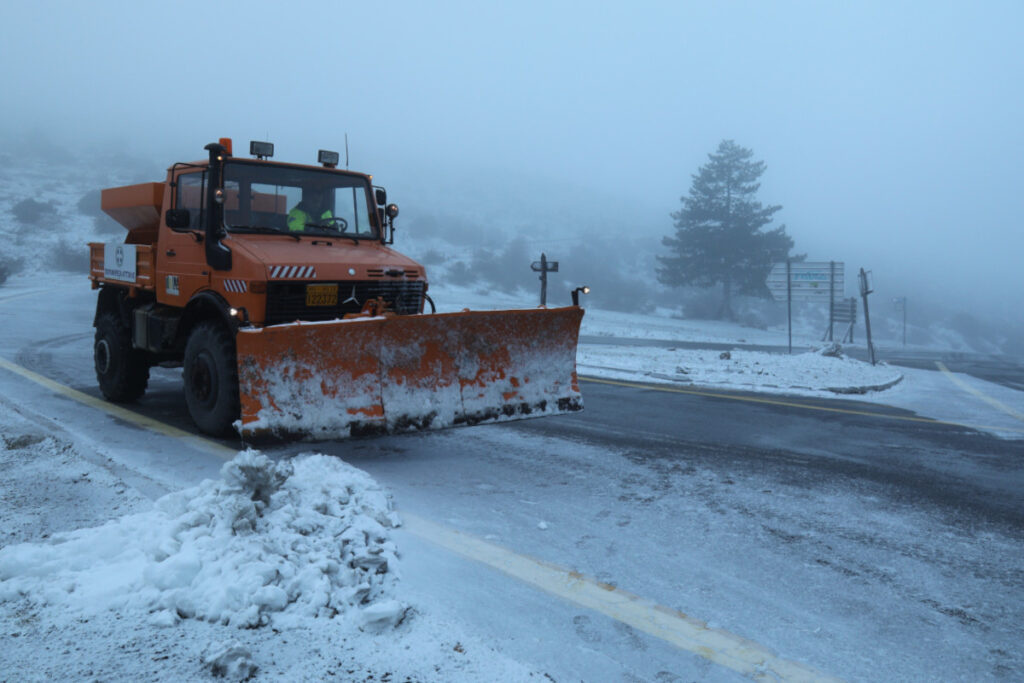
345,133,349,169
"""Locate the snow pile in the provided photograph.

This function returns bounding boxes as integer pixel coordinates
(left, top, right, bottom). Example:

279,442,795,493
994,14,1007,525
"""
579,344,903,395
0,450,407,630
201,640,258,681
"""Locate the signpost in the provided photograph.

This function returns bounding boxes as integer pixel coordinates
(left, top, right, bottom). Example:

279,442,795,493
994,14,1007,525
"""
767,261,845,353
766,261,845,302
530,253,559,306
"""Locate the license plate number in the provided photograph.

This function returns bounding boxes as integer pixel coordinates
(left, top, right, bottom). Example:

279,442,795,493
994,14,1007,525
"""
305,284,338,306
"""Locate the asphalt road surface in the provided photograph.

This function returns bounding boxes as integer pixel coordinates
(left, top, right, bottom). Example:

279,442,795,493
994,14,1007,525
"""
5,296,1024,679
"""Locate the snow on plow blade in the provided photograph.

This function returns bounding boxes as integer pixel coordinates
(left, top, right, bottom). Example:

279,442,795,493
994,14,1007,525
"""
235,307,584,438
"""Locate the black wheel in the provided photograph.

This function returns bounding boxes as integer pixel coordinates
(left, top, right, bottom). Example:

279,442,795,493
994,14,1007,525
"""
183,321,239,436
94,311,149,402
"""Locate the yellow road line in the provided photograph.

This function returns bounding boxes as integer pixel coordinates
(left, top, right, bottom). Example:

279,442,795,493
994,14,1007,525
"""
0,356,234,459
403,513,842,682
0,355,841,681
580,375,1024,435
935,361,1024,423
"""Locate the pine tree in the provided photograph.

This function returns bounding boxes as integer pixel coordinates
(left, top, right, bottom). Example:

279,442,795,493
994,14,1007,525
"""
657,140,797,320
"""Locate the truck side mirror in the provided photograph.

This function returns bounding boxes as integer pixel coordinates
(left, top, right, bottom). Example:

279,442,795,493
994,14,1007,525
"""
165,208,191,229
375,188,387,206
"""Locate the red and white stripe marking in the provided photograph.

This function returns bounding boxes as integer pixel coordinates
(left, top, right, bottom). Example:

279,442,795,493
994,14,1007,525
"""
223,279,248,293
269,265,317,279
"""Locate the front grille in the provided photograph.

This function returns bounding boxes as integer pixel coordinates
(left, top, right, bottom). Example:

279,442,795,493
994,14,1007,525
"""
265,280,425,325
368,268,420,278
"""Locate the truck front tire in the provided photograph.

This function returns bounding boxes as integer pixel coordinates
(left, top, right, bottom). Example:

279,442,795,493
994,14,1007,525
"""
94,312,149,402
183,321,240,436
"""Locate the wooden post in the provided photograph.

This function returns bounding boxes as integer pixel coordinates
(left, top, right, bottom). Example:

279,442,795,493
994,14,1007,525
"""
860,269,875,365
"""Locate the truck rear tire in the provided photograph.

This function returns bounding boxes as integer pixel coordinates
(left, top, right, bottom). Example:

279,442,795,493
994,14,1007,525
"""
183,321,240,436
94,312,149,402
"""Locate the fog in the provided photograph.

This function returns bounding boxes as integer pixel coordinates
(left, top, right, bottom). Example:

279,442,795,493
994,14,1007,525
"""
2,1,1021,328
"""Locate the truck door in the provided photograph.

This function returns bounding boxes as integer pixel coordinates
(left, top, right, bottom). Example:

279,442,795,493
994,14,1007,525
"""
156,170,212,305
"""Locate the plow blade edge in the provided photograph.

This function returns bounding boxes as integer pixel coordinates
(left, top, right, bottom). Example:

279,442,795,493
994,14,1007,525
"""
235,306,584,438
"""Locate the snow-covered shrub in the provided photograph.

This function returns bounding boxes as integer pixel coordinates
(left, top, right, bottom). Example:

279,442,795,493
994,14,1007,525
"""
52,239,89,272
10,197,54,225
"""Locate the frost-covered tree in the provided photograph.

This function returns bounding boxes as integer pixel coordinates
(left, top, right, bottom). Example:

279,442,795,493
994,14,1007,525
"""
657,140,797,320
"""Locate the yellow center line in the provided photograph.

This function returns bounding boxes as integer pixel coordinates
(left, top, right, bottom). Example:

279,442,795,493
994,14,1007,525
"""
580,375,1024,435
0,356,234,459
935,361,1024,423
0,354,842,681
0,290,47,304
402,512,842,683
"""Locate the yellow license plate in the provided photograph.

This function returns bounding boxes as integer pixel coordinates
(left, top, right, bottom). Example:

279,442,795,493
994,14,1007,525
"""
305,284,338,306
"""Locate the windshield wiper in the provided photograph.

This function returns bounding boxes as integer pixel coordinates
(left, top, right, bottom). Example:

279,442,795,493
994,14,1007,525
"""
229,225,301,241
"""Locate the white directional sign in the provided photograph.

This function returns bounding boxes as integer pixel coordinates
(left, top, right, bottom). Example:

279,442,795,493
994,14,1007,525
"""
766,261,844,302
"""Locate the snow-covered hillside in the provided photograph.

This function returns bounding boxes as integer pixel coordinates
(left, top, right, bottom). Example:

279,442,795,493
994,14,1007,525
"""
2,148,1020,355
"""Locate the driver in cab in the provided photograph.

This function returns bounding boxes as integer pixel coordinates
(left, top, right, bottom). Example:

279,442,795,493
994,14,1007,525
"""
287,187,333,232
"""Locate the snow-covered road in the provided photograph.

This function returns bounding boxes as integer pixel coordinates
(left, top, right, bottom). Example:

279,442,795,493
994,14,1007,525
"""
2,273,1023,681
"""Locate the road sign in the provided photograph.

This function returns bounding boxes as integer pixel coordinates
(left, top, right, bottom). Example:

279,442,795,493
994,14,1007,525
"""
766,261,844,302
833,297,857,323
531,253,559,305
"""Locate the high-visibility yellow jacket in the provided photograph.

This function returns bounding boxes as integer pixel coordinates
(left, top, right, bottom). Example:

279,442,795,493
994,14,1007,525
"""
287,206,333,232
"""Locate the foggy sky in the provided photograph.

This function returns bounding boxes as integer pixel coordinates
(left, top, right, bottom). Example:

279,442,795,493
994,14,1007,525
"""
2,1,1021,317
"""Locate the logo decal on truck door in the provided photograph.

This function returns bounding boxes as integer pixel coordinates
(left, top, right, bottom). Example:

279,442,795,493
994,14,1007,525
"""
103,243,136,282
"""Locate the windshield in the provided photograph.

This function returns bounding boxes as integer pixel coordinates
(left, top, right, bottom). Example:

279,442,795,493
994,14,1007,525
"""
220,161,377,239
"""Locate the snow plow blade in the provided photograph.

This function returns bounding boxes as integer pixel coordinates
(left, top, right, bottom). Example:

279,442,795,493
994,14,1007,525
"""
235,307,584,438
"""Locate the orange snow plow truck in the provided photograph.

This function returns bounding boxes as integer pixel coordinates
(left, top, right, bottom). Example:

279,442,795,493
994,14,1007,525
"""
88,138,583,438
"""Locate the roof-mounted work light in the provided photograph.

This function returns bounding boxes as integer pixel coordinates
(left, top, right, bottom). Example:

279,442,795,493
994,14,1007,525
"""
249,141,274,159
318,149,340,168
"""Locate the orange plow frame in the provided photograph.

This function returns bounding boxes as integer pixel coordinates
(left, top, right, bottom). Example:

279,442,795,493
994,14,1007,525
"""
236,307,584,438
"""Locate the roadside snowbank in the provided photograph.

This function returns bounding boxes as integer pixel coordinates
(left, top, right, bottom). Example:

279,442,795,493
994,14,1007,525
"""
0,407,544,680
578,343,903,396
0,450,406,631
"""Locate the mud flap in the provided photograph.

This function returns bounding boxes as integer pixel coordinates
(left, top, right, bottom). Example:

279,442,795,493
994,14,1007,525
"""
235,307,584,438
